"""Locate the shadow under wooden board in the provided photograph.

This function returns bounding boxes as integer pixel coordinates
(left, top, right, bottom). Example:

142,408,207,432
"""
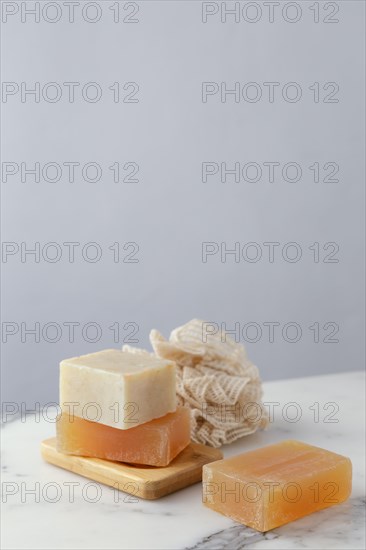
41,437,223,500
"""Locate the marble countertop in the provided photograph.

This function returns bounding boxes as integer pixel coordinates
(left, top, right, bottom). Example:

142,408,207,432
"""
1,371,365,549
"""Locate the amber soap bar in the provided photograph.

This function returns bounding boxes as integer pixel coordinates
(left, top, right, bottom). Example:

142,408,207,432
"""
60,349,176,429
57,407,191,467
203,440,352,532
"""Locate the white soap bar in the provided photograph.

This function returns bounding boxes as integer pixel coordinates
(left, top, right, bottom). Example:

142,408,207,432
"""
60,349,176,429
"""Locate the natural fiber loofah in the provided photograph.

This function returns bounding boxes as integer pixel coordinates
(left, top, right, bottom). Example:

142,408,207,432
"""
123,319,268,448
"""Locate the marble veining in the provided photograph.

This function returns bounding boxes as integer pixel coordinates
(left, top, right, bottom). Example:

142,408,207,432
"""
185,525,278,549
1,371,365,550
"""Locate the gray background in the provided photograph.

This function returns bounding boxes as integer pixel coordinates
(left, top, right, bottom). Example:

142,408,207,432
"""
1,0,365,408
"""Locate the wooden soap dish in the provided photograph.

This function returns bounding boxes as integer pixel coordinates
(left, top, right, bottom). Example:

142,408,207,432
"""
41,438,222,500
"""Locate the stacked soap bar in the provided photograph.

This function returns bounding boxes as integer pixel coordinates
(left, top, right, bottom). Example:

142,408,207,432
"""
57,408,191,467
203,440,352,531
60,349,177,428
57,349,191,466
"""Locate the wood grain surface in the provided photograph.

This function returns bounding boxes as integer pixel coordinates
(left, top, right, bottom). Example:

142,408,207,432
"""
41,437,223,500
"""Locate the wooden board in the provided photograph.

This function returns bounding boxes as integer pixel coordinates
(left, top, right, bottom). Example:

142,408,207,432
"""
41,438,223,500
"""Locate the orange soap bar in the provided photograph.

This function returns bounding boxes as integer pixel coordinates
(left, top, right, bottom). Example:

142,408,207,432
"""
57,407,191,467
203,440,352,532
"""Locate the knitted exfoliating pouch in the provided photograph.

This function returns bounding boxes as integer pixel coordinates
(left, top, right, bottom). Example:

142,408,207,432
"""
123,319,268,447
